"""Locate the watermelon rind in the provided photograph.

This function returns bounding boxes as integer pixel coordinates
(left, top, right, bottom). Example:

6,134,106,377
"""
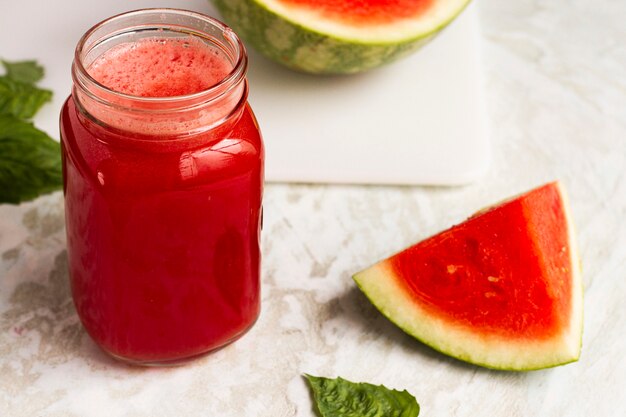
212,0,473,74
353,182,584,371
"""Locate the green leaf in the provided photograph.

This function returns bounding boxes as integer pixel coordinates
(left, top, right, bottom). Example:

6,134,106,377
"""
0,76,52,119
0,115,62,204
1,59,45,84
304,375,420,417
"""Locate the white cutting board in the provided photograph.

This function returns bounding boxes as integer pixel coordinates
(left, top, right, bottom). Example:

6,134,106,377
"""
250,3,489,185
1,1,488,186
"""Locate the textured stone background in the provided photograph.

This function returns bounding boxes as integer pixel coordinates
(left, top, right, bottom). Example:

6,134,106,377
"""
1,0,625,416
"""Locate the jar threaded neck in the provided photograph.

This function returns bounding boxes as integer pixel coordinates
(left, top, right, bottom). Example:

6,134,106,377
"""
72,8,248,137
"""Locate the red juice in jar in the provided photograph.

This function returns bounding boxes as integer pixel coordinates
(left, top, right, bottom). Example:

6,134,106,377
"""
60,9,263,365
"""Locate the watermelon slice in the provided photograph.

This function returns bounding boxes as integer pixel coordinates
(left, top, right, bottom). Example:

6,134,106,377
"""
353,182,583,370
212,0,472,74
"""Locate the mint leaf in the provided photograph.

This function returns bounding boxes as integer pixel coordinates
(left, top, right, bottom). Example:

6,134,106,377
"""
0,115,62,204
0,76,52,119
0,59,60,204
304,375,420,417
1,59,45,84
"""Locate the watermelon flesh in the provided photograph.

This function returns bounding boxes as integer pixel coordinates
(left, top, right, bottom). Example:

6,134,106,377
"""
353,182,583,370
279,0,436,25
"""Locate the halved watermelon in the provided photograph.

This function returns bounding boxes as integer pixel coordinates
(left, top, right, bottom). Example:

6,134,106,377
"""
353,182,583,370
212,0,472,74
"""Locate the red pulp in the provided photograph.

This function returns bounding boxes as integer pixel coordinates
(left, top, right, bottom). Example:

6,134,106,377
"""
390,184,572,340
279,0,435,25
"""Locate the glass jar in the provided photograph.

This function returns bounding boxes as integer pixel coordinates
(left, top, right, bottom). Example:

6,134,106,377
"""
60,9,263,365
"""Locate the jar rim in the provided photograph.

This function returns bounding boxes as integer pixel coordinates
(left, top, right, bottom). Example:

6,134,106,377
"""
72,8,248,110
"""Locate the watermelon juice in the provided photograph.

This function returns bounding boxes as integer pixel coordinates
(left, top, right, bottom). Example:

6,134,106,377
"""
60,10,263,365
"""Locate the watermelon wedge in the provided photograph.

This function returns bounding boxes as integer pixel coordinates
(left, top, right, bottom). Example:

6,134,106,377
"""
212,0,472,74
353,182,583,370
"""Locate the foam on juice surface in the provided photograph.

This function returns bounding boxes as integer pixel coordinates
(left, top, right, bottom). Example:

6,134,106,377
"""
81,37,241,136
88,37,232,97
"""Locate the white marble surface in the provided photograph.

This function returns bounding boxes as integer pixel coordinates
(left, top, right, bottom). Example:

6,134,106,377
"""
1,0,626,416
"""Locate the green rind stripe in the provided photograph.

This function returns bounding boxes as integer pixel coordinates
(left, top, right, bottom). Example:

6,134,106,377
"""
213,0,471,74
